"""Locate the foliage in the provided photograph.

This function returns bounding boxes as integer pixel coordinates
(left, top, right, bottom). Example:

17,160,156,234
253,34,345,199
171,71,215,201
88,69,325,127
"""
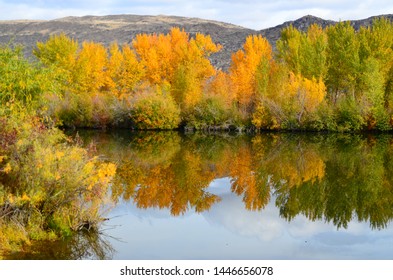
109,44,145,97
129,86,181,130
0,112,116,253
277,24,327,80
6,18,393,131
185,95,231,130
229,35,273,113
285,72,326,126
0,44,52,111
0,110,116,253
48,91,116,128
132,28,221,110
334,98,365,131
326,21,360,103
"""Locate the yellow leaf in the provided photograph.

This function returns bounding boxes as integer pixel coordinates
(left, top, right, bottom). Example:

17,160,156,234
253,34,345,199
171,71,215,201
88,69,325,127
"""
21,193,30,202
3,163,12,174
55,151,65,159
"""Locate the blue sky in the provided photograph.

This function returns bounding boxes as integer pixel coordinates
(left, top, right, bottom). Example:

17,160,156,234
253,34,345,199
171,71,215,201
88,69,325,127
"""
1,0,393,29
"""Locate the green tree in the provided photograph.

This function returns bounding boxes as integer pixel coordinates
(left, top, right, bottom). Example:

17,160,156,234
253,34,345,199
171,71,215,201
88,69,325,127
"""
326,21,360,103
277,24,327,80
1,45,50,110
34,33,78,92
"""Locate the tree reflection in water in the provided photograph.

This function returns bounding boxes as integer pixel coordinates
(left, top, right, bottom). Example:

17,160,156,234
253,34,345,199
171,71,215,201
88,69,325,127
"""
82,130,393,230
3,230,115,260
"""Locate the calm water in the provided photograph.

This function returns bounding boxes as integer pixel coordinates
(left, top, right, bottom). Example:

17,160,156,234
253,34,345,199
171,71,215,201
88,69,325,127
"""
11,131,393,259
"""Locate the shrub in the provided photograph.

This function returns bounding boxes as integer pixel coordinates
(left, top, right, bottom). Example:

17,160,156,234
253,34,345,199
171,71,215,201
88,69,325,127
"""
130,89,181,130
335,99,365,131
185,95,231,130
49,92,116,128
0,112,116,252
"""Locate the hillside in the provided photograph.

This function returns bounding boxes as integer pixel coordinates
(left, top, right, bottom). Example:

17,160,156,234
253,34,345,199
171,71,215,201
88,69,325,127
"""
1,14,393,69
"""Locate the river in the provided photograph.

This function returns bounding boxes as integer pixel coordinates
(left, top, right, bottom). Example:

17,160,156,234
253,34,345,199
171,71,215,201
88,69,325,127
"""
9,131,393,259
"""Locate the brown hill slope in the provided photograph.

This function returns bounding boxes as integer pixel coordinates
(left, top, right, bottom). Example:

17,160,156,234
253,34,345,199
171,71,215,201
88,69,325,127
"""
0,14,254,70
1,14,393,69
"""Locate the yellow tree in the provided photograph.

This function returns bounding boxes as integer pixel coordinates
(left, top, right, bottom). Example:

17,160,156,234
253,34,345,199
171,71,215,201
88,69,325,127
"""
105,42,123,95
205,70,234,106
73,41,109,94
132,28,221,110
252,60,289,129
286,72,326,124
178,33,221,109
116,45,145,97
132,29,186,85
229,35,273,113
34,33,78,69
252,26,327,129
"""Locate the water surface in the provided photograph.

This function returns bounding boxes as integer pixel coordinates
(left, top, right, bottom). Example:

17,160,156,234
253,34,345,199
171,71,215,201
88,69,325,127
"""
91,131,393,259
12,131,393,259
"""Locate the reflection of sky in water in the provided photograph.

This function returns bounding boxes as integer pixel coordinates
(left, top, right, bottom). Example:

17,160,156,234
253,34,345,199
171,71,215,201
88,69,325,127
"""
106,177,393,260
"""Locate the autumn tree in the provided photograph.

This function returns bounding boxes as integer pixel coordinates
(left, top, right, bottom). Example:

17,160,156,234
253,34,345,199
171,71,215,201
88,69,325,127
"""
286,73,326,125
106,43,145,97
34,33,78,72
252,61,288,129
132,28,221,111
206,70,234,105
72,42,109,94
229,35,273,113
29,19,393,131
105,43,123,94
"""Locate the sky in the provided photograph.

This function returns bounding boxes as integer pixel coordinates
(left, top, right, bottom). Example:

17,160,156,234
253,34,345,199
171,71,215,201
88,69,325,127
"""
1,0,393,30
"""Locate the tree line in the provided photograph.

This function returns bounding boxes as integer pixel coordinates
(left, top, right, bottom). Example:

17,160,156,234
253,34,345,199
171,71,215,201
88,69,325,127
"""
2,17,392,131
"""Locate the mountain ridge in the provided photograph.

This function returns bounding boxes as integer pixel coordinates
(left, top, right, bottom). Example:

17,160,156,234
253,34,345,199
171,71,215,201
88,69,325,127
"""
1,14,392,69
